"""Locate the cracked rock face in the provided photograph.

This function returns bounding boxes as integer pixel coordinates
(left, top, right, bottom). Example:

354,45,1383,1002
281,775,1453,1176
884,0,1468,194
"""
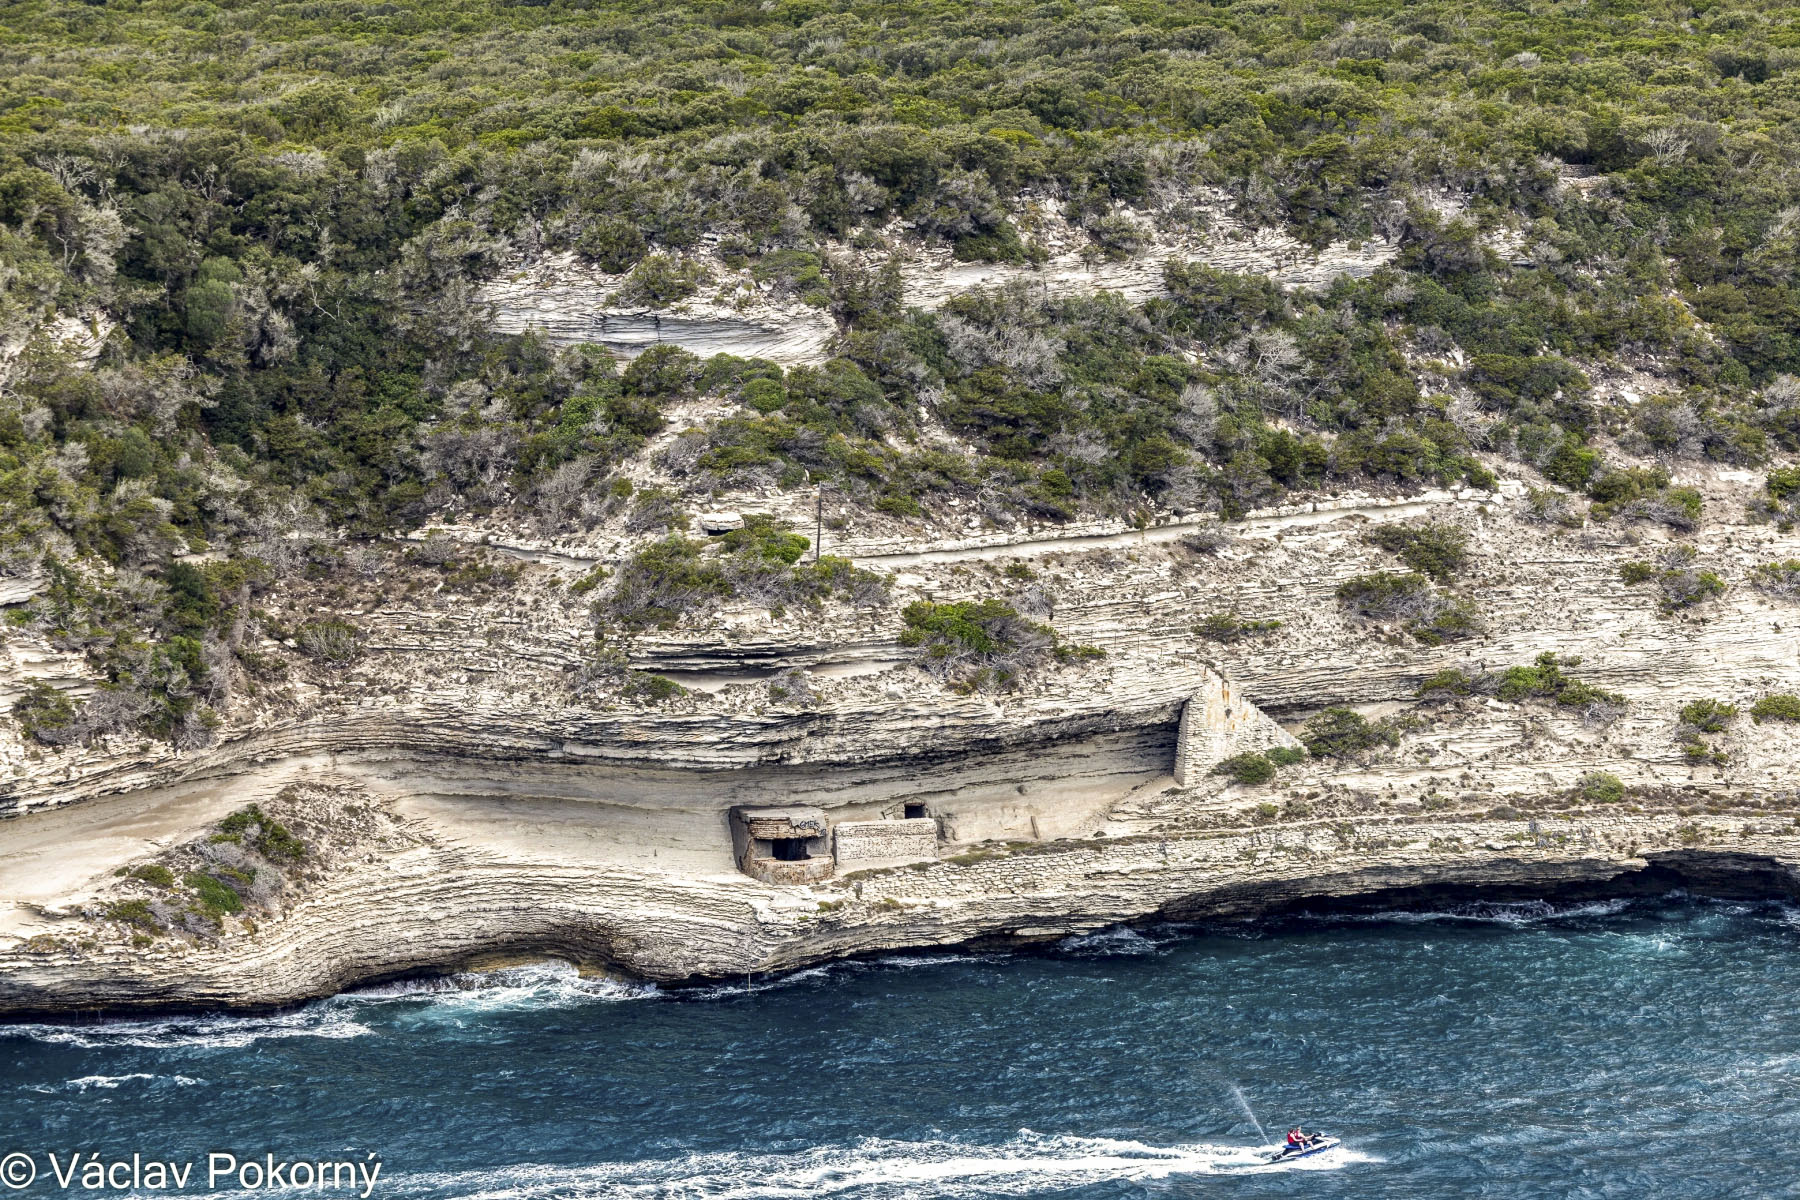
5,403,1800,1012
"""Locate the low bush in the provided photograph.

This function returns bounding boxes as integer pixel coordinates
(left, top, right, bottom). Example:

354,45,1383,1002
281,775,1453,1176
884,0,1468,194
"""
1588,468,1702,530
217,805,307,863
1576,772,1627,805
1361,522,1469,582
1495,653,1627,723
602,517,888,629
899,598,1099,693
621,672,687,704
296,618,365,664
1618,546,1726,612
1416,668,1475,697
1751,694,1800,723
1194,612,1282,643
184,871,244,917
1678,698,1738,733
1213,752,1276,785
1523,489,1584,528
1337,572,1479,644
126,864,175,888
1750,560,1800,599
1266,745,1308,767
615,254,708,306
106,899,161,933
12,680,78,745
1301,708,1400,758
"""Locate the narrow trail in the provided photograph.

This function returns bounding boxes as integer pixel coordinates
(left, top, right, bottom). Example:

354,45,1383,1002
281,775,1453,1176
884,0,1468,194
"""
467,488,1481,573
837,494,1459,569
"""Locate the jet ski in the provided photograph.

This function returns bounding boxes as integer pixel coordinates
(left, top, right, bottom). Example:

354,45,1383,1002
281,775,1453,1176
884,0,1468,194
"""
1264,1134,1340,1162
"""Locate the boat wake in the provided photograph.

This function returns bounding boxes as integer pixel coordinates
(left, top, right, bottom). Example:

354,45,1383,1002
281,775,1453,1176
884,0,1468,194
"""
382,1132,1371,1200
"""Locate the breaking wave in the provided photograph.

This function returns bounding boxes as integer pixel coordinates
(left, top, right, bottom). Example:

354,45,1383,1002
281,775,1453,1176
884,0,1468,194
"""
339,961,659,1012
384,1131,1370,1200
24,1073,200,1093
0,1008,373,1050
1326,898,1637,927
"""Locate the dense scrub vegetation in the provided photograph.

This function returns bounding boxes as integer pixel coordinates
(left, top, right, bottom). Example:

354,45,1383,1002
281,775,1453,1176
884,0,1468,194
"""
899,597,1100,692
7,0,1800,742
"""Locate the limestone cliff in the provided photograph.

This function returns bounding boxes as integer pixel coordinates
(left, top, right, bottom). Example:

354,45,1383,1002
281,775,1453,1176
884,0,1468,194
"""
4,453,1800,1014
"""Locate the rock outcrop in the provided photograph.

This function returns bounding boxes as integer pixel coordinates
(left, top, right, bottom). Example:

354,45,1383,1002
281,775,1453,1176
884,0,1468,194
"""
5,458,1800,1015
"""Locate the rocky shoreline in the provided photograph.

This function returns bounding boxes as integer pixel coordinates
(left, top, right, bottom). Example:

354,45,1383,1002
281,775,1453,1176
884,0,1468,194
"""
7,462,1800,1018
3,762,1798,1019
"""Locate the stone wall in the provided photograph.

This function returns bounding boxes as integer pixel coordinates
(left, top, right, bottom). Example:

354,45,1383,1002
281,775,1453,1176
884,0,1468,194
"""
1171,673,1300,787
834,818,939,866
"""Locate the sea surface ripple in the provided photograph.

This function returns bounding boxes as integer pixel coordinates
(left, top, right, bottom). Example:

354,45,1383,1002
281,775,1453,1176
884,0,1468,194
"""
4,896,1797,1198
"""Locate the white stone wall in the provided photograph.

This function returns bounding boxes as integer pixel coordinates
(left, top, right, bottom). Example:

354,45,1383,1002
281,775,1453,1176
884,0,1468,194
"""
1172,673,1299,786
834,818,939,865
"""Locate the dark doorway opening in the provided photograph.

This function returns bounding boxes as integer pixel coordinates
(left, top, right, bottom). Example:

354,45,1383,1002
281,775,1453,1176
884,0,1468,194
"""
904,804,928,820
771,837,811,861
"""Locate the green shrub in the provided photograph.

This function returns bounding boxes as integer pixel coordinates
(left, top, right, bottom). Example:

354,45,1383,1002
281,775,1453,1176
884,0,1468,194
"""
1213,752,1276,785
1301,708,1400,758
1751,694,1800,723
621,672,687,704
1337,571,1433,618
12,680,78,745
184,872,243,916
1618,546,1727,612
1576,772,1626,805
1416,668,1474,697
1750,560,1800,599
1337,572,1479,643
1766,467,1800,501
1361,522,1469,582
1496,654,1568,699
217,804,306,862
900,598,1056,693
1193,612,1282,642
616,254,707,305
1678,698,1738,733
1495,653,1627,719
127,864,176,888
106,899,161,932
1266,744,1308,767
296,618,365,663
603,536,733,629
1523,488,1584,528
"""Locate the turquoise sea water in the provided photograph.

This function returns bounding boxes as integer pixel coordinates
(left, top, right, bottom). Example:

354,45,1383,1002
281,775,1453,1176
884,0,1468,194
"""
4,895,1799,1199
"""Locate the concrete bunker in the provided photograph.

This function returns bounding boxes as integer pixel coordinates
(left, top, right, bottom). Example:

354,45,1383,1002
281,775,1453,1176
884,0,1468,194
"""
729,805,834,885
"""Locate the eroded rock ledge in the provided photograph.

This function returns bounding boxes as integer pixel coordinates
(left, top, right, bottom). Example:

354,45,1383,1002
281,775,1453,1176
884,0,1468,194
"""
6,466,1800,1016
3,778,1796,1018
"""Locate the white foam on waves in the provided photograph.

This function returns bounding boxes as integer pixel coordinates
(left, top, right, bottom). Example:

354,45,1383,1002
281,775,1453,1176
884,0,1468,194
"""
341,961,658,1013
2,961,654,1048
24,1073,201,1093
0,1007,373,1050
1343,898,1634,927
1055,926,1170,957
387,1131,1371,1200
